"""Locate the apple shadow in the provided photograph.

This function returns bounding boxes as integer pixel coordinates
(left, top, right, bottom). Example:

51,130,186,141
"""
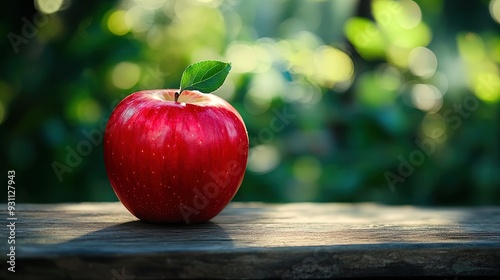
16,220,241,279
56,220,235,255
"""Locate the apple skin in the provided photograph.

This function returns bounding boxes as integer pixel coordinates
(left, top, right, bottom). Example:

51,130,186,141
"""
104,89,248,224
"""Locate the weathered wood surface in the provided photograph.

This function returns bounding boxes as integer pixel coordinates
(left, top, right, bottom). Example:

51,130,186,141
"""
1,202,500,279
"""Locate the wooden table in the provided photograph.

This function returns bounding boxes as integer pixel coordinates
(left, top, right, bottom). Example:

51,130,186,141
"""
1,202,500,279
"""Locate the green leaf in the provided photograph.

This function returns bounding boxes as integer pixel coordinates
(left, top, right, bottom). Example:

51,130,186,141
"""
179,60,231,94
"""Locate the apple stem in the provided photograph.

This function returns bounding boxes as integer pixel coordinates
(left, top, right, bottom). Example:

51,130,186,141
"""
175,91,181,102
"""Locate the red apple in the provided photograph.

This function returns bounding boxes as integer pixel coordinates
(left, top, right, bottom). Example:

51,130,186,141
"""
104,89,248,224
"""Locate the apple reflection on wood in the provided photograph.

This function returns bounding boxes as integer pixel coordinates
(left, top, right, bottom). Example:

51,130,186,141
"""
104,61,249,224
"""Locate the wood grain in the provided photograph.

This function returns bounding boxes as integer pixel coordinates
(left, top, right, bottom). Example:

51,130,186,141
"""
1,202,500,279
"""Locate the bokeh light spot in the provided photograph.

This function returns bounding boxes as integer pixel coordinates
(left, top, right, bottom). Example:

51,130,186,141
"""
197,0,222,7
134,0,166,11
248,145,280,174
226,43,258,73
39,15,64,42
392,22,432,49
457,33,486,62
112,62,141,89
76,98,102,123
313,46,354,88
36,0,64,14
289,48,315,77
409,47,438,79
292,156,322,183
473,72,500,102
250,70,285,100
430,71,449,95
398,0,422,29
411,84,443,112
344,17,385,59
422,113,446,140
244,88,272,115
372,0,429,48
490,0,500,24
357,72,397,106
253,44,273,73
244,70,285,114
215,77,236,101
375,64,402,90
372,0,403,28
387,45,411,68
107,10,131,36
146,25,165,49
126,6,155,33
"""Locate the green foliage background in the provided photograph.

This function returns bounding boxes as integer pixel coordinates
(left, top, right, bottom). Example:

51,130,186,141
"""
1,0,499,205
